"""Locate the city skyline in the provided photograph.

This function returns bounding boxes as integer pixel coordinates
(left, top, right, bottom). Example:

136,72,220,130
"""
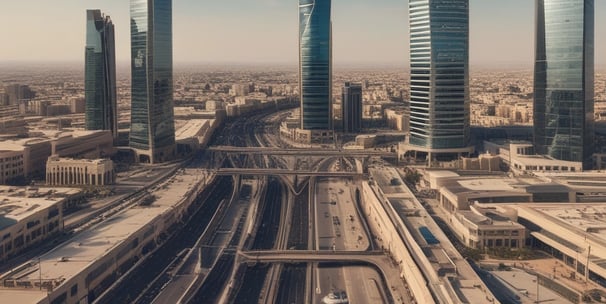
1,0,606,66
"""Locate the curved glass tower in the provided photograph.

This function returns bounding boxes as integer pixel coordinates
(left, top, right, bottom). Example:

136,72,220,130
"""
408,0,470,150
130,0,175,163
299,0,332,130
85,10,117,141
534,0,594,169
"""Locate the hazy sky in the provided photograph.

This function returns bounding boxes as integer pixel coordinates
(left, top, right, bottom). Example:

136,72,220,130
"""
0,0,605,67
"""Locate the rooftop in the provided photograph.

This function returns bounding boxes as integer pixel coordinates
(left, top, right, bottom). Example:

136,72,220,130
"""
0,187,80,231
511,154,582,167
175,119,213,140
369,167,495,304
369,166,408,196
0,169,206,291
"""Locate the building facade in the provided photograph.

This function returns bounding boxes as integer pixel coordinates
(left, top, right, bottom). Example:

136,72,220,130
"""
0,187,69,262
51,131,115,159
408,0,470,150
46,157,115,186
534,0,594,170
130,0,176,163
0,148,25,185
3,84,36,106
85,10,118,141
299,0,332,131
342,82,362,133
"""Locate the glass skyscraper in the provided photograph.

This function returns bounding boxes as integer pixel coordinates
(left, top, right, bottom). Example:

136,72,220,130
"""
299,0,332,130
130,0,175,163
342,82,362,133
408,0,470,150
85,10,117,141
534,0,594,169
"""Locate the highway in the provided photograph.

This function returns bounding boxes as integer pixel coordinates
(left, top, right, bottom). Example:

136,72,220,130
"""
215,167,364,177
95,175,234,304
208,145,396,157
165,108,407,303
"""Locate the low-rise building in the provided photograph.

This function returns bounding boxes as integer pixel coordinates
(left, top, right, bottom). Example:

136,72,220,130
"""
485,141,584,173
0,118,27,136
46,157,115,186
0,145,25,184
451,204,526,249
0,169,208,304
0,187,81,262
51,130,115,159
516,204,606,288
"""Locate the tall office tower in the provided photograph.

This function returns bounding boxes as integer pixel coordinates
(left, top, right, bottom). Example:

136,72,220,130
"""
85,10,118,141
299,0,332,130
342,82,362,133
130,0,175,163
408,0,470,151
534,0,594,169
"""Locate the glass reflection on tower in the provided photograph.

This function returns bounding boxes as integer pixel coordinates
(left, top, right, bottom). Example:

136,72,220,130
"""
408,0,470,149
85,10,117,141
130,0,175,163
299,0,332,130
534,0,594,169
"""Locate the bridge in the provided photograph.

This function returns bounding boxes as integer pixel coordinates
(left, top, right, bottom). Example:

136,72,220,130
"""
214,168,364,177
238,250,418,304
239,250,384,263
207,146,396,157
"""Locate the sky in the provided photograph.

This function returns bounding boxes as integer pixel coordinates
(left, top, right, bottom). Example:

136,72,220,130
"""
0,0,605,67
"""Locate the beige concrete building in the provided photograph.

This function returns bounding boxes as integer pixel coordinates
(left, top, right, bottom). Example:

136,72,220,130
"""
461,153,501,172
279,121,334,144
0,145,25,184
384,108,408,132
450,204,526,249
0,187,81,262
485,141,584,174
46,157,115,186
0,169,208,304
0,118,27,136
51,130,115,159
515,204,606,288
361,167,498,303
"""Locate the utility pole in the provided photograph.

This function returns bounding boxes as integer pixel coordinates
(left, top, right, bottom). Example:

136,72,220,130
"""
535,274,540,303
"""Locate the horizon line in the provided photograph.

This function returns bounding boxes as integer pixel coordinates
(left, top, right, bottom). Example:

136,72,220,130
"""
1,60,606,70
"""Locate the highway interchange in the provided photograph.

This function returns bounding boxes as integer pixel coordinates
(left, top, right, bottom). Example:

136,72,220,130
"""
0,109,411,304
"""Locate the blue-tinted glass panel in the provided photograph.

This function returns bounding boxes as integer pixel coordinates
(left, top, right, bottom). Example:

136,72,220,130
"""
299,0,332,130
408,0,470,149
534,0,594,168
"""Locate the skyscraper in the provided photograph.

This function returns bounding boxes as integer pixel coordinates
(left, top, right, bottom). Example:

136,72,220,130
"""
299,0,332,131
130,0,175,163
408,0,470,151
534,0,594,169
85,10,117,141
342,82,362,133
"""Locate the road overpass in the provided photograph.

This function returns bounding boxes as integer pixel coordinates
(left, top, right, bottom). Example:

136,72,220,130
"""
238,250,418,304
207,146,396,157
214,168,364,177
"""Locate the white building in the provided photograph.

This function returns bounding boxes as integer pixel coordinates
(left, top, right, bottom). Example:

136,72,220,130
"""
46,157,115,186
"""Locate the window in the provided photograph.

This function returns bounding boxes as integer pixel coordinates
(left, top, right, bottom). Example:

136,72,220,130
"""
70,284,78,296
50,292,67,304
